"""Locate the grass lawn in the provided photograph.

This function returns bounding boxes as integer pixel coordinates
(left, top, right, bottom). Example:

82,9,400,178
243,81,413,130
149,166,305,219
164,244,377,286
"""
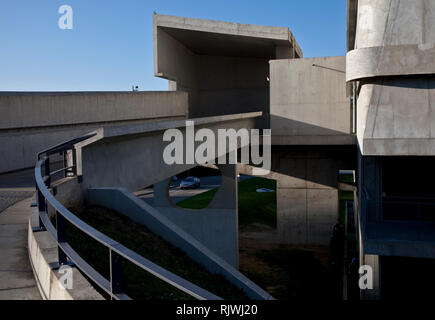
177,177,277,228
65,206,247,300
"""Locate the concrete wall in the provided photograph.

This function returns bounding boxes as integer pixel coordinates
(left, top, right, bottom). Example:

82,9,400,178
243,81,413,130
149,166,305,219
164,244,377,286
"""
155,27,269,122
154,14,302,126
239,146,356,245
272,147,354,245
194,55,269,118
354,0,435,49
0,91,188,173
270,56,355,145
153,164,238,268
28,177,103,300
348,0,435,156
78,112,260,193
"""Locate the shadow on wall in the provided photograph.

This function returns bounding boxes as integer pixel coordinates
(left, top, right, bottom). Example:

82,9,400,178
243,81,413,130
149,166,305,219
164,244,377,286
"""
270,115,353,137
269,144,357,189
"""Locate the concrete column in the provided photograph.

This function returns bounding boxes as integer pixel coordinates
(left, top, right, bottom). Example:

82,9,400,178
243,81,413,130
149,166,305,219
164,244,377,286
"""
273,148,341,245
152,164,239,268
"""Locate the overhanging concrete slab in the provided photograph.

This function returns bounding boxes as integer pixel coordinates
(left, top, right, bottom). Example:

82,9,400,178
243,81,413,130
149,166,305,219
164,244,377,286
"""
154,14,302,59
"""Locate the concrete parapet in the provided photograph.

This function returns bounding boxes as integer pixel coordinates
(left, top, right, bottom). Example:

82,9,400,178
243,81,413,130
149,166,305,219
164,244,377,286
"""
28,177,103,300
0,91,187,130
28,212,104,300
0,91,188,173
77,112,260,192
346,44,435,82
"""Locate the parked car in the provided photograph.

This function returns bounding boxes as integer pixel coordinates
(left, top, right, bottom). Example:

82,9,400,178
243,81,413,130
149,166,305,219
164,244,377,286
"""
180,176,200,189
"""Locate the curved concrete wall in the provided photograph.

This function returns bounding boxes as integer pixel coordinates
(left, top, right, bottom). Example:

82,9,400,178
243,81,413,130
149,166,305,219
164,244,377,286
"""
354,0,435,49
347,0,435,155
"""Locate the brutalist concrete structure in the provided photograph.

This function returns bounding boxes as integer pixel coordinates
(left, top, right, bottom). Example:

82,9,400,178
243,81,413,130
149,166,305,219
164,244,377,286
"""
347,0,435,300
154,14,356,247
2,2,434,300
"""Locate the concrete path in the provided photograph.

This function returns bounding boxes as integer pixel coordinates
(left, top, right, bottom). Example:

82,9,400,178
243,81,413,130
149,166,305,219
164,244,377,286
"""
0,197,41,299
0,169,41,300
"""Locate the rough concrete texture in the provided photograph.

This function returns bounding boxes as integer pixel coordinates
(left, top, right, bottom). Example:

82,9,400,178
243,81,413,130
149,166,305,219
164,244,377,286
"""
354,0,435,49
153,164,238,267
239,146,356,245
153,14,301,125
0,91,187,173
350,1,435,296
0,91,188,130
0,198,41,300
348,0,435,155
346,44,435,81
270,56,355,145
357,77,435,155
78,112,260,192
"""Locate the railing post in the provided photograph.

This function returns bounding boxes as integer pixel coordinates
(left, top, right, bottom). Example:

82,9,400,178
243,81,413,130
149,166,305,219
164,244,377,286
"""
63,151,68,178
36,184,46,230
44,157,51,187
110,250,123,298
72,148,77,176
56,211,68,266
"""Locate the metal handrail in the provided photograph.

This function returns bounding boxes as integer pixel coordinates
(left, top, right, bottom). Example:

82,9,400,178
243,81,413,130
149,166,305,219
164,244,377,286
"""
34,136,222,300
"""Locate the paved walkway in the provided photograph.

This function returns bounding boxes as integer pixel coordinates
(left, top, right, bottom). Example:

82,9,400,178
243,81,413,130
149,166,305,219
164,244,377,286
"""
0,169,41,300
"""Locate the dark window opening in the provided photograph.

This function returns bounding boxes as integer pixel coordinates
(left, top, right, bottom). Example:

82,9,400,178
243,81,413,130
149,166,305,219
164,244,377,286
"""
382,157,435,222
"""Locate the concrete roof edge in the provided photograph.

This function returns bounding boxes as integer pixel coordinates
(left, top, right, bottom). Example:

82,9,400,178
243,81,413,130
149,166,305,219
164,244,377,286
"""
91,111,263,140
154,13,302,51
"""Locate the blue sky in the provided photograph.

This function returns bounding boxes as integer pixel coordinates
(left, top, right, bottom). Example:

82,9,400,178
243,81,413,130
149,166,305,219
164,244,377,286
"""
0,1,347,91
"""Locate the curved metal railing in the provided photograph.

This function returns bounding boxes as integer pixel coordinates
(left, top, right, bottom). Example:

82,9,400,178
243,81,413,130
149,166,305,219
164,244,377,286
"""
34,134,222,300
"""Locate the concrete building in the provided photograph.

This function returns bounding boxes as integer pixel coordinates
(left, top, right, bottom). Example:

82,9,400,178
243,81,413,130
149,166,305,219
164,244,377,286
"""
1,2,434,300
347,0,435,299
154,14,356,246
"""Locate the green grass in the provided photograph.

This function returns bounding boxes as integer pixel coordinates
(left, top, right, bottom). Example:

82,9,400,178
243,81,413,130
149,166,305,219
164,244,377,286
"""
339,174,354,183
65,206,247,300
177,177,277,228
176,188,218,210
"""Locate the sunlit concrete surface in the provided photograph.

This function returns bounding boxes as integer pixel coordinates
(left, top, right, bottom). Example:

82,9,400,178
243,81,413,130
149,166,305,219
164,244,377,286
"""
0,198,41,300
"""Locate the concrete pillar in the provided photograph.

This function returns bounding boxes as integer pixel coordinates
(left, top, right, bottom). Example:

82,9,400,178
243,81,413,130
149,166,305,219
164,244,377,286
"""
152,164,239,268
275,153,339,245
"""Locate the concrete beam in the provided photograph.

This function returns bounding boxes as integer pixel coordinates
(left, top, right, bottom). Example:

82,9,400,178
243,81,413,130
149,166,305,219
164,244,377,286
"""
77,112,261,192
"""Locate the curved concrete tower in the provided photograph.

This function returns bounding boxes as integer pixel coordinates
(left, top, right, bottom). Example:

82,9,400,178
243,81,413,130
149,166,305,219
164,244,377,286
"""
347,0,435,300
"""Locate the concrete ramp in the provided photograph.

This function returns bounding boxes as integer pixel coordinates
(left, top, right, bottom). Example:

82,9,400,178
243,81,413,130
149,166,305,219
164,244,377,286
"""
76,112,261,192
87,187,273,300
